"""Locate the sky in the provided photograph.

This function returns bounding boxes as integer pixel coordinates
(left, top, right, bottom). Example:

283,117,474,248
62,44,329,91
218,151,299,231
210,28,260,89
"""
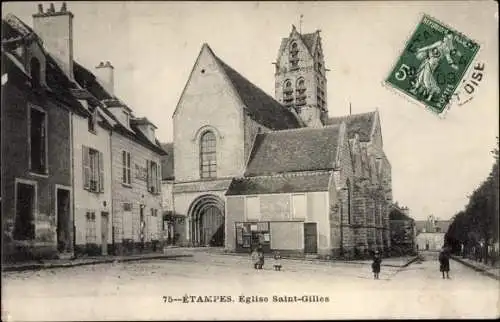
2,1,498,221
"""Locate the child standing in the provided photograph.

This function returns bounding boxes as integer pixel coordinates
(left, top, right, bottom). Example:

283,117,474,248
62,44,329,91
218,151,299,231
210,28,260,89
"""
273,251,282,271
251,245,265,270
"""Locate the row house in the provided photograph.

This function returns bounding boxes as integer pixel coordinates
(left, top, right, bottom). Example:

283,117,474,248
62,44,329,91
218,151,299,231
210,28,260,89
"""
2,3,167,260
1,13,87,260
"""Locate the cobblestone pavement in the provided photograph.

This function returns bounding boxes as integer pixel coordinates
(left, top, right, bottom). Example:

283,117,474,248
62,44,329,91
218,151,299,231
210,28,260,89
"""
2,252,498,320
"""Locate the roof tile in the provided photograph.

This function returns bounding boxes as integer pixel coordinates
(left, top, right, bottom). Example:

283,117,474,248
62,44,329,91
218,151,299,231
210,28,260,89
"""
211,49,301,131
245,125,341,176
326,111,376,141
226,172,331,196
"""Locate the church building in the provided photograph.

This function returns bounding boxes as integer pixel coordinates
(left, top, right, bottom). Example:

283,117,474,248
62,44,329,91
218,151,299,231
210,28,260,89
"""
164,25,392,258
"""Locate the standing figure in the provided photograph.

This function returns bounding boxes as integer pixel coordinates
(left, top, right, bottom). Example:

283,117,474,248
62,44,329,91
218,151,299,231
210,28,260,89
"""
372,250,382,279
251,245,264,270
251,247,260,270
273,251,282,271
257,246,265,269
439,247,450,279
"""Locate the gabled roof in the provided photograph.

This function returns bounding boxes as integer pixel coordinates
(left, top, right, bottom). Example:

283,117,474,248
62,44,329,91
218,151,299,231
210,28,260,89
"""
245,125,341,176
2,15,86,114
207,45,301,131
325,111,377,142
160,142,174,180
226,172,331,196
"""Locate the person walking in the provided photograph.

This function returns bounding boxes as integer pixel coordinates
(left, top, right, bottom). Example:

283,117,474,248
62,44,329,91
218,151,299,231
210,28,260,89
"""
439,247,450,279
372,250,382,279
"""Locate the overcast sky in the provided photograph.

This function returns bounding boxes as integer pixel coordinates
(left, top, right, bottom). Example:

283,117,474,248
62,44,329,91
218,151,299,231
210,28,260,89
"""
3,1,498,221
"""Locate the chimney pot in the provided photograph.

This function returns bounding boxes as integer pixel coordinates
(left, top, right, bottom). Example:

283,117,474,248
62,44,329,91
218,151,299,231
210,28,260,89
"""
97,61,104,67
49,3,55,13
38,4,44,14
61,2,67,12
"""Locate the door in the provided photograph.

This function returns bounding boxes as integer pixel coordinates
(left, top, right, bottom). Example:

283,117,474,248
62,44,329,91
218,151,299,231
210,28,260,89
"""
14,183,35,240
101,212,109,255
56,188,71,253
304,223,318,254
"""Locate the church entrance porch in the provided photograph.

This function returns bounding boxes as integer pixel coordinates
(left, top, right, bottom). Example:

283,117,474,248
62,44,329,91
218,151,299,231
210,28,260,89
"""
188,195,225,247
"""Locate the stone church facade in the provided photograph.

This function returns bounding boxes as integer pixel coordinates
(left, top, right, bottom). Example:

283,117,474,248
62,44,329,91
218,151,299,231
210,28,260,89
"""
163,26,392,258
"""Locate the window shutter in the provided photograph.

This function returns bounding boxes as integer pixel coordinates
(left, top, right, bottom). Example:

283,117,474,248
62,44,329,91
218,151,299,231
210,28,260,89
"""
122,151,126,184
146,160,151,192
157,163,161,194
82,146,90,190
99,151,104,192
127,152,131,184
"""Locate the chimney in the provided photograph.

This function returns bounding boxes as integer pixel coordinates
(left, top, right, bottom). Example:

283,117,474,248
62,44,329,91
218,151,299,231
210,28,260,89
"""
94,61,115,96
32,2,74,80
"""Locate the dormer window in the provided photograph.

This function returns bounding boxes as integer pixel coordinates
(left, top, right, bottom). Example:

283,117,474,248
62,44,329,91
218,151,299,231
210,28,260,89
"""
88,107,97,133
30,57,41,88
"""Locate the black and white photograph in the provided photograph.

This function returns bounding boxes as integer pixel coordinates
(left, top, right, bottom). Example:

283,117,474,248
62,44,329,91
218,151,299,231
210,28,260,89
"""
1,1,499,320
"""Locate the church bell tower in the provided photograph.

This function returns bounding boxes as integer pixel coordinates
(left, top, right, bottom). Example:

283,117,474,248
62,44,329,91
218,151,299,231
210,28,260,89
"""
274,24,328,127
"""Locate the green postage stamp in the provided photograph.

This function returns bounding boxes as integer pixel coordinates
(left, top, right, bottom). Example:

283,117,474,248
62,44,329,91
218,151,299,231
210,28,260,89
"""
385,15,480,114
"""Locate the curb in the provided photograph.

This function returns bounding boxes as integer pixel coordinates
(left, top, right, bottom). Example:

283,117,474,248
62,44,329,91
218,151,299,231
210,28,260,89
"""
2,254,193,273
451,256,500,281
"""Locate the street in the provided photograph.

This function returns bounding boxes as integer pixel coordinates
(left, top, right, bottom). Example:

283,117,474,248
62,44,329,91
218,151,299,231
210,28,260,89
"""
2,251,499,320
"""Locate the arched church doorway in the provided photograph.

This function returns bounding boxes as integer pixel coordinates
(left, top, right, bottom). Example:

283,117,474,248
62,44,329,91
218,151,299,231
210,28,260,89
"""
188,195,225,247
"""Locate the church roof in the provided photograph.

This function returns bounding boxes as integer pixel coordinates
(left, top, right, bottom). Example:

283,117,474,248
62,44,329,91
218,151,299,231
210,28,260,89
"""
160,142,174,180
325,111,377,142
226,172,331,196
245,125,341,176
209,46,302,131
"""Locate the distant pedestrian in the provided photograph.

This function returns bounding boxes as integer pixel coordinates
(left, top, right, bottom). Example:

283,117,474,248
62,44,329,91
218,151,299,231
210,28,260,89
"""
439,247,450,279
251,245,264,270
273,251,282,271
257,246,265,269
372,250,382,279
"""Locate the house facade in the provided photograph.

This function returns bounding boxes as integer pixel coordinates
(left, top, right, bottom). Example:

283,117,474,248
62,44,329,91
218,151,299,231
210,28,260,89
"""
1,13,87,260
225,124,349,256
71,98,113,256
3,3,168,260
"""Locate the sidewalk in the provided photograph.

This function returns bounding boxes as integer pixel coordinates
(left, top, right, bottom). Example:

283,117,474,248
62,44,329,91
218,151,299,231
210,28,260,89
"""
451,255,500,280
2,248,192,273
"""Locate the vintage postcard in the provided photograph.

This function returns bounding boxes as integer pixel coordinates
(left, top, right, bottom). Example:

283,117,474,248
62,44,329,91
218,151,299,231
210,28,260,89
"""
1,1,499,321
